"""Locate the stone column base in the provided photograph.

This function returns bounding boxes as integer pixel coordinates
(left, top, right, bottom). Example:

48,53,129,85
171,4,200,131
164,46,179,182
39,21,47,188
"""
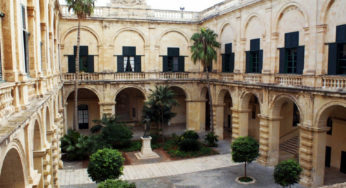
135,137,160,160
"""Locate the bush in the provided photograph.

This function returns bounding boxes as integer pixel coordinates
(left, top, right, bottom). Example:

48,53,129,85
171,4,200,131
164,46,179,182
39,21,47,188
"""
163,138,217,158
204,132,218,147
231,136,259,178
274,159,302,187
179,138,200,152
98,179,136,188
181,130,199,140
60,130,91,161
87,148,124,183
101,123,133,149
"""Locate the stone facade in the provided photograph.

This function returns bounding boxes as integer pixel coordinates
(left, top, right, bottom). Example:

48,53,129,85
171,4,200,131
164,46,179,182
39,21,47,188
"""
0,0,345,188
0,0,63,187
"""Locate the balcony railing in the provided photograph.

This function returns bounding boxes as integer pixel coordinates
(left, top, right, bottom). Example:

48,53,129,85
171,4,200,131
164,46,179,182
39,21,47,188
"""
62,72,346,93
275,74,303,87
322,76,346,90
0,83,15,120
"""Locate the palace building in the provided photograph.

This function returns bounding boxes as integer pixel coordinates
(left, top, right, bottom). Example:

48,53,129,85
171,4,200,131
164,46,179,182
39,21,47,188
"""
0,0,345,187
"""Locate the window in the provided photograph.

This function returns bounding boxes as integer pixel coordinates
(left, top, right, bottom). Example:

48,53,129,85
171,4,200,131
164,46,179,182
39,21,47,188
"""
67,46,94,73
22,5,29,74
327,117,333,135
78,104,89,129
163,48,184,72
246,39,263,73
293,104,300,127
117,46,141,72
279,32,304,74
337,44,346,74
222,43,235,73
328,24,346,75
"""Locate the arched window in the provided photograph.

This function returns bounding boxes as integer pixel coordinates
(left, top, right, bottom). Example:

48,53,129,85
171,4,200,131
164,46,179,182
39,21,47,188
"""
78,104,89,129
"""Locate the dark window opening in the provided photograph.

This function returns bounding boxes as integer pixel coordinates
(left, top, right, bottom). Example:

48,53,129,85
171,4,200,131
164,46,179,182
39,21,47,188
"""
286,48,298,74
222,43,235,73
246,39,262,73
78,104,89,129
117,46,141,72
337,44,346,74
293,104,300,127
167,56,179,72
327,117,333,135
68,46,94,73
279,32,304,74
163,48,184,72
22,6,29,74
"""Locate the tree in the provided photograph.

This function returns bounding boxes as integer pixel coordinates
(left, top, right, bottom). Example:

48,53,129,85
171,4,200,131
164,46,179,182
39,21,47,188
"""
274,159,302,188
142,86,178,140
65,0,95,130
231,136,259,179
87,148,124,183
190,28,220,132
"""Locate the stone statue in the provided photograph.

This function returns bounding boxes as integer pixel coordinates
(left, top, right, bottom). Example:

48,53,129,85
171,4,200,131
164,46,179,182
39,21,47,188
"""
143,117,151,138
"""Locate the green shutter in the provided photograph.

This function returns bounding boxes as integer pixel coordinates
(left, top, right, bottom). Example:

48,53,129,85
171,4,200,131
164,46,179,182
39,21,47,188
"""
87,56,94,73
135,56,141,72
163,56,168,72
258,50,263,73
245,51,251,73
279,48,286,73
178,56,185,72
336,25,346,43
23,31,29,73
222,54,226,72
168,48,179,56
225,43,232,54
74,46,88,56
123,46,136,56
250,39,260,51
230,53,235,73
68,55,76,73
328,43,337,75
117,56,124,72
297,46,305,74
285,32,299,48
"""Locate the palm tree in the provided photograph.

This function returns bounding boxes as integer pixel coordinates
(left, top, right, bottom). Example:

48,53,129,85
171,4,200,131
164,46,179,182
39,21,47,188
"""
190,28,220,132
143,86,178,141
66,0,95,130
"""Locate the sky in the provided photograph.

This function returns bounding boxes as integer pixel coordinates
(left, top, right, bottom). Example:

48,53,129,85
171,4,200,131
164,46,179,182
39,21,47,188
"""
60,0,224,12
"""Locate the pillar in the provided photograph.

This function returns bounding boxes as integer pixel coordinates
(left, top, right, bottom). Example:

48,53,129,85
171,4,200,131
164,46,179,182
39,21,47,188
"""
99,102,116,117
214,104,224,140
231,108,250,139
186,100,206,132
261,115,282,166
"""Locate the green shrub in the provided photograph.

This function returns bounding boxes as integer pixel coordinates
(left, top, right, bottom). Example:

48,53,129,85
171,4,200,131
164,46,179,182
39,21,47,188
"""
181,130,199,140
87,148,124,183
179,139,200,152
204,132,218,147
60,130,91,161
98,179,136,188
101,123,133,149
274,159,302,187
163,138,217,158
231,136,259,178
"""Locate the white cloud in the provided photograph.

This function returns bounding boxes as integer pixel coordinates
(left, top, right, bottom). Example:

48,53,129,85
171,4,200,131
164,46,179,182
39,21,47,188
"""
59,0,224,12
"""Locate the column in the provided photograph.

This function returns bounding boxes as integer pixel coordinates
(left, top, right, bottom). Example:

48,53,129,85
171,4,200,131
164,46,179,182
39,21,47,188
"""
186,100,206,132
214,104,224,140
264,115,282,166
99,102,116,116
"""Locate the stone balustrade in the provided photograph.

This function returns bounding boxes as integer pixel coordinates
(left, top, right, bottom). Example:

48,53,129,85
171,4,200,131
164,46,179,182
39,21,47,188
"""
0,83,15,120
275,74,303,87
62,72,346,93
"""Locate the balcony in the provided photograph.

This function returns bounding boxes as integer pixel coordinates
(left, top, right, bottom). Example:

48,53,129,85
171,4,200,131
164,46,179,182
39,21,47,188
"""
62,72,346,93
0,83,15,120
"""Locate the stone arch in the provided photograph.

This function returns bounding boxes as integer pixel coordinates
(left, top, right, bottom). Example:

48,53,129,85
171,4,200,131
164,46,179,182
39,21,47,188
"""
200,87,209,100
218,22,237,42
0,145,27,187
240,91,262,111
156,29,190,47
274,2,309,33
45,105,52,131
65,86,102,103
33,119,43,151
320,0,335,24
167,85,190,101
112,28,147,46
217,88,233,105
243,13,266,38
315,101,346,128
219,23,237,54
113,86,147,102
61,26,102,46
270,94,303,121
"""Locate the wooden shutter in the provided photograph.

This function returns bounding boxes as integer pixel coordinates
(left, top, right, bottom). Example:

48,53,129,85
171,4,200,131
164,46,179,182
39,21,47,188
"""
178,56,185,72
225,43,232,54
23,31,29,73
230,53,235,73
87,56,94,73
279,48,286,73
168,48,179,56
245,51,251,73
68,55,76,73
258,50,263,73
297,46,305,74
222,54,226,72
123,46,136,56
73,46,88,56
336,25,346,43
285,32,299,48
328,43,337,75
117,56,124,72
250,39,260,51
135,56,141,72
163,56,168,72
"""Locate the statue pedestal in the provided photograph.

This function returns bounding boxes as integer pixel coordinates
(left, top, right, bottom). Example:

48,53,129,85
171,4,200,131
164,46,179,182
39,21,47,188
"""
135,137,160,160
